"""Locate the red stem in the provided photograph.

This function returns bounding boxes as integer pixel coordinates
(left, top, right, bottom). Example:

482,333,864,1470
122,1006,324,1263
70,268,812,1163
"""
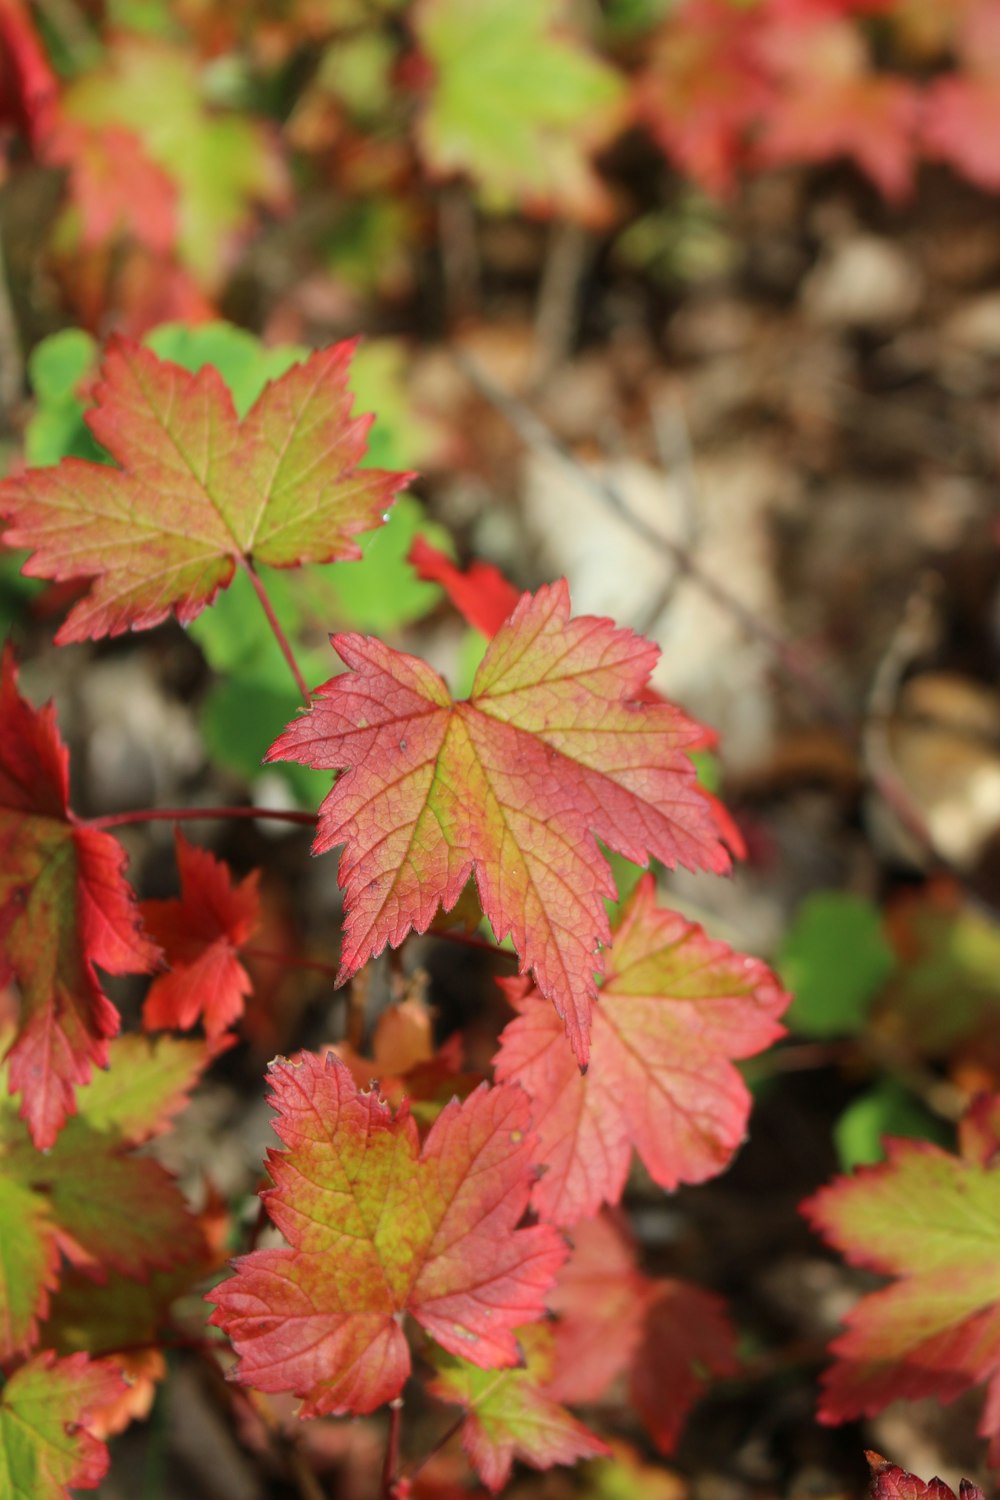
243,946,340,980
426,926,516,959
85,805,316,832
243,559,312,704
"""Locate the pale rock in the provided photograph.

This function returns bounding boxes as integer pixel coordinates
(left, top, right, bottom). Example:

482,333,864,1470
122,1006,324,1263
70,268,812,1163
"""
803,234,923,328
522,442,781,768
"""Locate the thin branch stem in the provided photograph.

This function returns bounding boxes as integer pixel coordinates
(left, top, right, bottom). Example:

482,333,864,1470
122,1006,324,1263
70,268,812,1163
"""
86,805,316,832
382,1399,403,1500
243,946,340,980
455,348,852,735
424,926,518,959
243,559,312,704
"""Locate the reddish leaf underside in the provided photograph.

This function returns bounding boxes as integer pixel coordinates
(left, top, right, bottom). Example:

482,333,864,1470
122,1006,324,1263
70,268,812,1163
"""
803,1128,1000,1426
547,1214,738,1456
0,1352,126,1500
0,1030,211,1362
209,1050,566,1416
0,646,159,1147
268,581,730,1065
428,1323,609,1492
494,874,788,1223
0,337,412,643
865,1451,986,1500
141,830,260,1037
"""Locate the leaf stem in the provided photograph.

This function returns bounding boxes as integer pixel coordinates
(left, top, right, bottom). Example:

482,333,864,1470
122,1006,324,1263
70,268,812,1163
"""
243,946,340,980
382,1398,403,1500
242,559,313,704
86,805,316,832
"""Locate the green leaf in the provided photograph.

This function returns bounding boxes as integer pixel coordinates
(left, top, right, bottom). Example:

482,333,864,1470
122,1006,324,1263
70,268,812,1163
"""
24,330,103,468
834,1079,950,1172
60,37,286,289
779,892,895,1038
416,0,625,217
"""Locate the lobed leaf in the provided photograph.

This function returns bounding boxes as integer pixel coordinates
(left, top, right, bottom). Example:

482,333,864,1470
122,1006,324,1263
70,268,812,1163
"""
804,1120,1000,1426
547,1214,738,1455
0,1352,126,1500
428,1323,609,1492
269,582,731,1065
0,338,412,644
415,0,625,220
0,647,159,1146
0,1030,210,1362
495,874,788,1221
209,1050,566,1415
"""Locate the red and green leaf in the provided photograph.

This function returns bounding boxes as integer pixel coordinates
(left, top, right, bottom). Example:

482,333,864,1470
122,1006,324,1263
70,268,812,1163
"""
0,338,412,644
0,646,159,1147
0,1030,210,1362
803,1108,1000,1427
495,875,787,1222
0,1352,126,1499
269,582,730,1066
209,1050,566,1416
428,1323,609,1492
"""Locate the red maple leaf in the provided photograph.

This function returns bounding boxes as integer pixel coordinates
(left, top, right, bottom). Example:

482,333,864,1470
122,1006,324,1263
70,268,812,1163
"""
45,122,177,255
269,582,730,1066
408,535,521,638
209,1050,567,1416
922,0,1000,195
752,14,918,200
494,874,787,1223
0,646,159,1147
803,1094,1000,1452
141,831,260,1037
636,0,771,196
0,337,413,643
546,1214,738,1455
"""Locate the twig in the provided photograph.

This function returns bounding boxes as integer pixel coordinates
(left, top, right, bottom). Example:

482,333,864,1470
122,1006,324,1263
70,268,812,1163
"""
533,222,592,382
243,560,312,704
438,185,481,325
86,805,316,831
454,347,851,733
0,218,24,425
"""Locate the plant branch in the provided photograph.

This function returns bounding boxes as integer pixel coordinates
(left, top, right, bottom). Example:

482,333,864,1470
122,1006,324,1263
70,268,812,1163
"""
455,347,851,735
86,805,316,832
243,946,340,979
243,559,313,704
